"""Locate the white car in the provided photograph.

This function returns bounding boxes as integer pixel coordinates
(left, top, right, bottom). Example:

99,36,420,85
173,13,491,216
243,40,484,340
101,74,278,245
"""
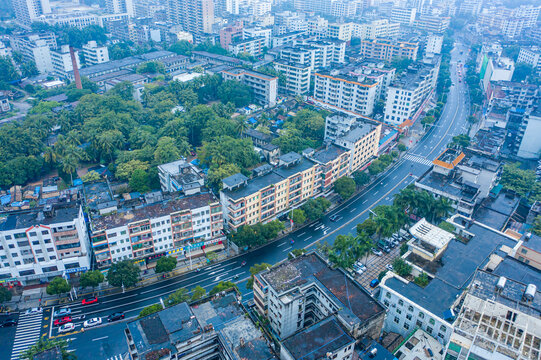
58,323,75,333
83,317,102,328
356,268,364,275
372,248,383,256
24,307,43,315
386,264,394,271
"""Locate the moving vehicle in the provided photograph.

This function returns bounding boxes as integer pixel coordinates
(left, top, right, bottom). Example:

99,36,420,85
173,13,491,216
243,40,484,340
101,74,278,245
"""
370,279,380,288
107,312,125,322
53,307,71,318
83,317,102,328
54,316,72,327
0,319,17,327
24,307,42,315
82,296,98,305
58,323,75,333
240,261,247,266
329,214,342,222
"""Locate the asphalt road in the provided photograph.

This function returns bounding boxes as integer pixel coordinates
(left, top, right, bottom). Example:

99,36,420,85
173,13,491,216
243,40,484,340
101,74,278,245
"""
0,41,470,360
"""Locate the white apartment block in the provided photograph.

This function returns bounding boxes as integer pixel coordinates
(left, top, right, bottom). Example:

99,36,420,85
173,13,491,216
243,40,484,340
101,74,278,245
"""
518,47,541,71
12,0,51,26
384,59,439,125
10,33,57,74
221,68,278,107
0,205,91,286
425,35,443,56
359,38,419,62
445,271,541,360
252,0,271,16
50,45,81,78
391,7,417,25
353,20,400,40
313,70,379,116
327,22,353,42
90,193,224,268
82,41,110,65
229,37,266,56
38,12,100,29
273,60,311,95
307,16,329,39
242,27,272,48
279,39,346,71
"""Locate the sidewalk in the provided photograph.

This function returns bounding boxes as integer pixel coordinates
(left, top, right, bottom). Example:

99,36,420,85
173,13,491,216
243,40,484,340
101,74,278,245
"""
4,251,228,311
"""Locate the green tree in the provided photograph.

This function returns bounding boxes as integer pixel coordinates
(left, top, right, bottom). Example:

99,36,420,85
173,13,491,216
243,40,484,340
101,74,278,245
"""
400,243,408,256
0,286,12,303
246,263,271,289
290,209,306,226
328,235,359,269
357,218,377,237
512,63,534,82
392,258,412,277
107,260,140,288
167,288,189,306
398,143,407,152
533,216,541,236
207,163,241,190
137,61,165,74
108,81,134,101
139,304,163,318
368,159,386,175
217,80,253,107
353,171,370,187
97,129,124,161
500,163,536,198
391,57,413,74
414,272,430,287
333,177,356,199
209,281,238,296
0,56,19,82
20,60,39,78
81,170,101,183
301,197,331,221
169,40,194,55
154,136,182,163
46,277,71,297
178,88,198,110
21,338,75,360
129,169,150,192
155,256,177,274
116,160,150,181
79,270,104,292
450,134,470,149
191,285,207,301
378,270,388,282
288,248,306,259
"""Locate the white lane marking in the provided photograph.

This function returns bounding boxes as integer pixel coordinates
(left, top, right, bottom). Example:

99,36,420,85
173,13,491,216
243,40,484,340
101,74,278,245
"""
277,242,287,247
299,232,306,236
362,199,367,204
282,247,292,252
304,236,312,241
92,336,109,341
350,208,357,213
374,191,379,195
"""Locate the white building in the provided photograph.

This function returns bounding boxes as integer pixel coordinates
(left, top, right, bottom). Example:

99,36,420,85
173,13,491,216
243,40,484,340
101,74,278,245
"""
517,47,541,71
278,39,346,71
50,45,80,79
352,19,400,40
327,22,353,42
229,37,266,56
157,159,205,194
274,59,311,95
12,0,51,26
383,58,439,125
90,193,224,268
221,68,278,107
517,106,541,159
82,41,110,65
425,35,443,56
0,205,91,286
106,0,135,17
242,27,272,48
10,33,57,74
391,7,417,25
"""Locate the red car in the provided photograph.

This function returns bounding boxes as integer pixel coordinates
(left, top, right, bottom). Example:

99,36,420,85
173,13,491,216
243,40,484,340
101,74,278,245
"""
54,316,72,327
82,296,98,305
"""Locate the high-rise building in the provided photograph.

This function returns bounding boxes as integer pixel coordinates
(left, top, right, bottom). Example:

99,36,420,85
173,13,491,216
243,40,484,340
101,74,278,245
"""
167,0,214,41
105,0,135,17
12,0,51,26
82,41,110,66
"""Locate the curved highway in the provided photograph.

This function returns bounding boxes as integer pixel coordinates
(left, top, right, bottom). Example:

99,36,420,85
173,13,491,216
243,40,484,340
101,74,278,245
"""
2,40,471,360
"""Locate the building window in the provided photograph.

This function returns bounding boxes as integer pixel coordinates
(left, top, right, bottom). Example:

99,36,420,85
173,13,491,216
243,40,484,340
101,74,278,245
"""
403,322,410,330
427,326,433,334
419,312,424,319
398,299,404,306
429,318,435,325
394,317,400,324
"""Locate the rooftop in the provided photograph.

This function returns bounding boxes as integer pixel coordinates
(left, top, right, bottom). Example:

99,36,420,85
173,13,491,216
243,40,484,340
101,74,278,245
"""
493,255,541,290
358,340,397,360
409,218,454,252
393,329,443,360
341,123,377,143
222,67,277,81
384,216,517,319
433,148,465,169
281,317,354,360
192,51,250,66
389,60,438,91
260,253,385,324
473,192,521,231
311,144,347,164
470,270,541,317
0,204,80,231
91,193,217,231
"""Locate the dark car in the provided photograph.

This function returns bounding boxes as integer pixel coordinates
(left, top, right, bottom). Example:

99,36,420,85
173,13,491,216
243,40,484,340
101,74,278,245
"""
107,312,125,322
0,319,17,327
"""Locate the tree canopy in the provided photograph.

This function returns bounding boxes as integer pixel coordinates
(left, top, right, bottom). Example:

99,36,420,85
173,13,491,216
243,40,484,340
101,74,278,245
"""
107,260,140,288
46,277,71,297
155,256,177,274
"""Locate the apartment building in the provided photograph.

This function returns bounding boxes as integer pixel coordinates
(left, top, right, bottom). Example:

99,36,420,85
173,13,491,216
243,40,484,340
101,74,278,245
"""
221,68,278,107
359,38,419,62
415,149,500,217
383,58,439,125
12,0,51,26
167,0,214,40
352,19,400,40
220,152,320,230
229,36,266,56
125,290,274,360
253,252,386,340
333,122,381,173
307,16,329,39
50,45,80,78
516,106,541,159
488,81,539,113
512,232,541,271
271,31,307,48
82,41,110,65
379,216,518,344
219,22,243,49
313,70,379,116
157,159,205,195
10,32,57,74
445,270,541,360
352,60,397,99
425,35,443,56
413,14,450,33
518,47,541,71
278,39,346,71
38,12,100,29
242,27,272,48
0,204,90,286
390,7,417,25
327,22,353,42
89,193,224,268
273,59,311,95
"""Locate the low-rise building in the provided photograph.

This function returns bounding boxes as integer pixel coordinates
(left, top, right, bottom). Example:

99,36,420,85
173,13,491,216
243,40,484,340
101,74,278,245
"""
359,38,419,62
445,270,541,360
253,252,386,340
157,159,205,195
512,233,541,271
0,93,10,112
394,328,443,360
229,37,266,56
50,45,80,78
383,58,439,125
89,193,224,268
0,204,91,286
517,47,541,71
221,68,278,107
82,40,109,65
125,290,275,360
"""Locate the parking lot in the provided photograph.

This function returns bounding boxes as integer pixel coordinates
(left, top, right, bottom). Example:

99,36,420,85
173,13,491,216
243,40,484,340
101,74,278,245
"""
355,246,400,289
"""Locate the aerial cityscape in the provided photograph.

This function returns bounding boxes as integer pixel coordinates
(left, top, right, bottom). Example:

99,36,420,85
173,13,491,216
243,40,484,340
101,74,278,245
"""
0,0,540,359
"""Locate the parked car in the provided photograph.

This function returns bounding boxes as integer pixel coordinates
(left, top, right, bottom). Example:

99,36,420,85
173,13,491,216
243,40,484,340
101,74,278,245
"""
24,307,42,315
370,279,380,288
54,316,72,327
82,296,98,305
383,246,391,253
0,319,17,327
107,312,125,322
58,323,75,333
83,317,102,328
386,264,394,271
372,248,383,256
356,268,364,275
53,307,71,318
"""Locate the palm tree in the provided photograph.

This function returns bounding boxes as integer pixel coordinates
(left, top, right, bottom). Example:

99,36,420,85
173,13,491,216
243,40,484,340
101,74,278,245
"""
42,147,57,167
431,197,453,222
235,116,248,137
61,155,79,185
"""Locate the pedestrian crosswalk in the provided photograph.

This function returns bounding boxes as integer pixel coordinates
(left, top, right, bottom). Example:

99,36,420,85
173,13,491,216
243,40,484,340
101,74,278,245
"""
107,354,126,360
10,312,43,360
403,154,433,167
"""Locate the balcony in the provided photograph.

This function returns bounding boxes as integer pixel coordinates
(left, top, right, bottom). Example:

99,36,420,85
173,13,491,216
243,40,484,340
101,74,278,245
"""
228,201,245,212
